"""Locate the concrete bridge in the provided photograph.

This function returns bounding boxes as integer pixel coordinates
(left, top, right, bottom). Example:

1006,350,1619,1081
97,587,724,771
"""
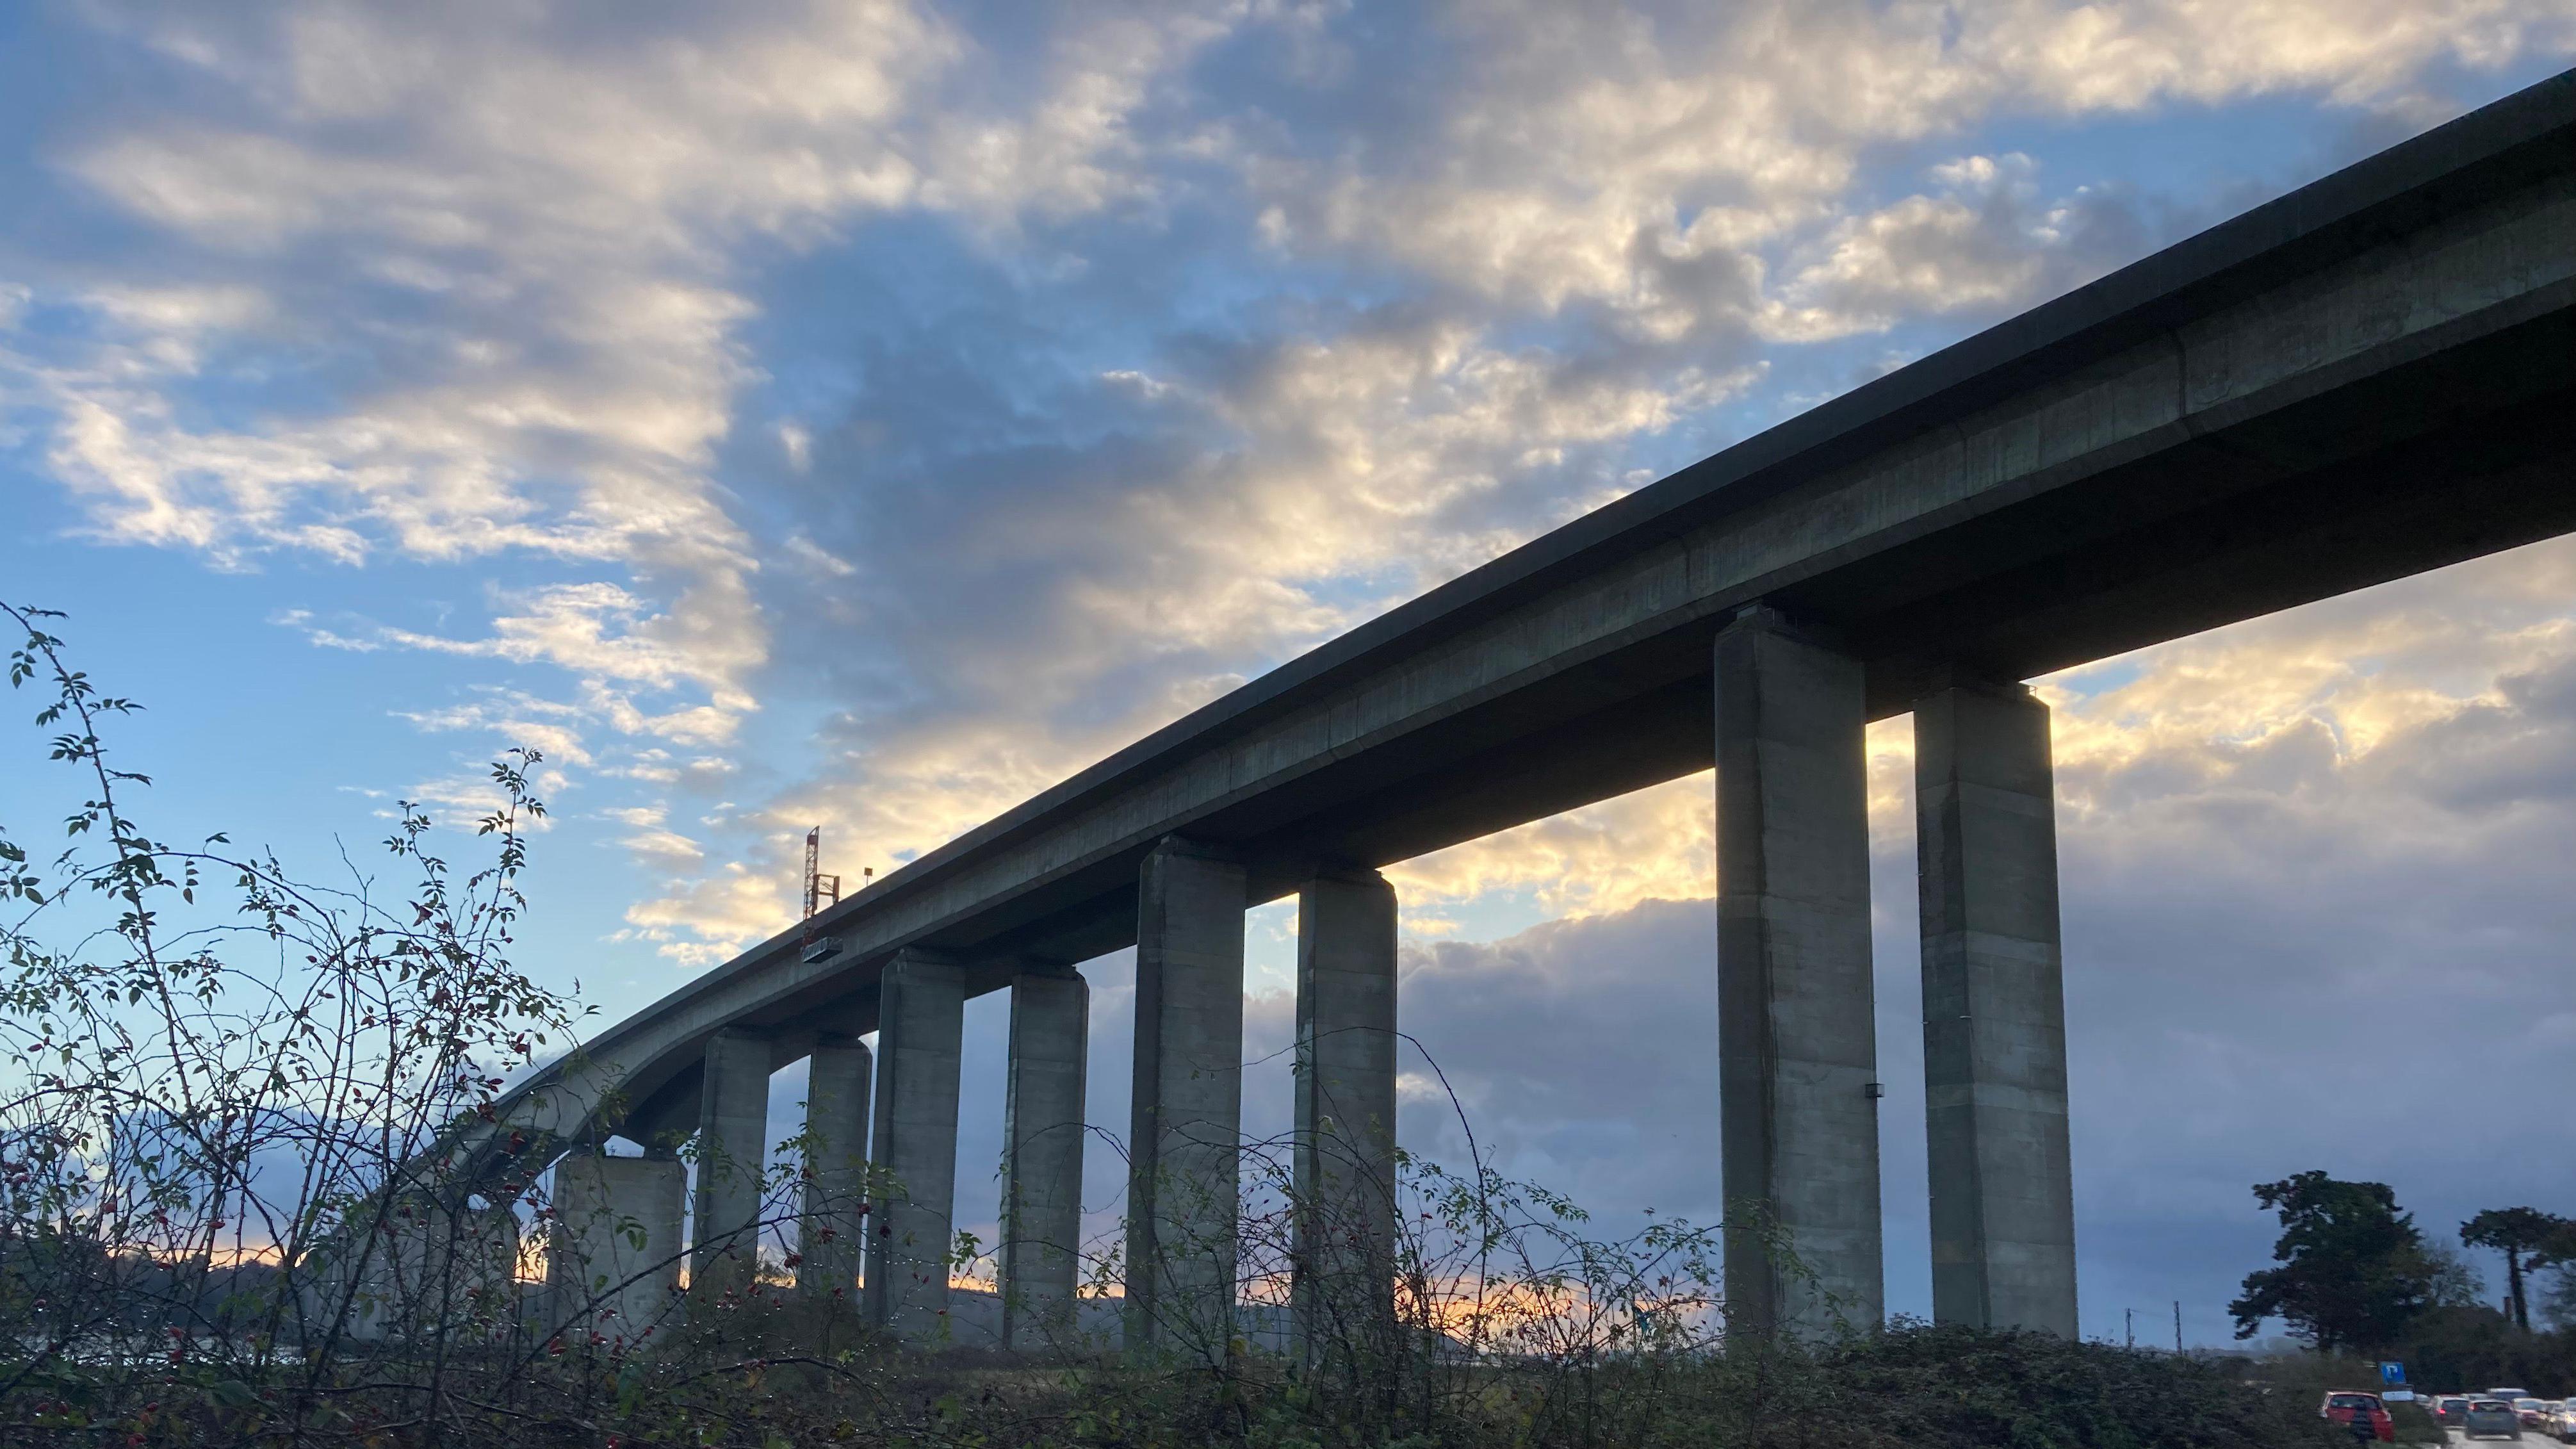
493,70,2576,1351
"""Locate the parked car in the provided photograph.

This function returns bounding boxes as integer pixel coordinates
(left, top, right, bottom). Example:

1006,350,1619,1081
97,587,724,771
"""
2464,1398,2525,1440
2322,1392,2395,1442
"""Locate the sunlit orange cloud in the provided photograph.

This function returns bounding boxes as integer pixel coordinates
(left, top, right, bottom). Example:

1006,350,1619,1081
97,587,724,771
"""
620,534,2576,964
1393,1273,1717,1343
2041,537,2576,811
1385,537,2576,930
204,1241,288,1270
1379,718,1921,925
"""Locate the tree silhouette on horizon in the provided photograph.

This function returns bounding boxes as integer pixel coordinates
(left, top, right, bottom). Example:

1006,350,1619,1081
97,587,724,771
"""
2460,1207,2572,1334
2230,1170,2432,1356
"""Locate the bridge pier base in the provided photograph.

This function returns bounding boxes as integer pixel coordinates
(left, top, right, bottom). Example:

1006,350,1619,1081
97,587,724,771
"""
1292,868,1399,1371
1714,608,1883,1336
548,1146,685,1343
1125,837,1248,1360
797,1033,872,1304
999,966,1089,1349
690,1027,774,1304
1915,682,2077,1336
864,949,966,1340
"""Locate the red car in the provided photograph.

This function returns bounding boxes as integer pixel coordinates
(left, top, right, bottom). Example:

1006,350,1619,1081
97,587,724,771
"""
2320,1391,2395,1442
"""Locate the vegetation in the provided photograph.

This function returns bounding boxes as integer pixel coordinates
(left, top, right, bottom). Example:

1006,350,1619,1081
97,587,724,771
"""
0,604,2464,1445
2228,1172,2433,1355
2230,1172,2575,1398
2460,1207,2572,1333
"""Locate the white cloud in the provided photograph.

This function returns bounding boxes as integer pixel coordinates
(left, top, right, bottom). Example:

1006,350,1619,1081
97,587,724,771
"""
14,0,1219,808
13,0,2572,969
617,826,708,869
1229,0,2573,340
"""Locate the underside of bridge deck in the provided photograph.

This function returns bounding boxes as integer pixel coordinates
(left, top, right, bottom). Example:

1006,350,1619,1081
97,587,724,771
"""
480,74,2576,1218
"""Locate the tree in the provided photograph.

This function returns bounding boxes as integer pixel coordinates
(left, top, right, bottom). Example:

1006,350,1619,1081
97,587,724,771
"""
2463,1208,2575,1332
2540,1220,2576,1332
2230,1171,2433,1355
2420,1241,2490,1309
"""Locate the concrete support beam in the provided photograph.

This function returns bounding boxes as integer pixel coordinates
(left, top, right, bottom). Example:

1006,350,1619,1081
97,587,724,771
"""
547,1147,685,1343
691,1027,774,1303
1125,837,1248,1359
863,949,966,1339
1292,868,1399,1368
1714,608,1883,1336
316,1201,521,1344
797,1034,872,1305
1915,681,2078,1336
998,967,1090,1350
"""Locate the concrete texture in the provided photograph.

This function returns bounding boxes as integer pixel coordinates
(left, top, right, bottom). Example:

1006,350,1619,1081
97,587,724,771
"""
864,949,966,1339
547,1148,686,1342
313,1202,521,1344
999,967,1090,1349
1915,683,2078,1336
1292,869,1401,1366
461,76,2576,1309
1127,837,1248,1359
1715,609,1883,1336
797,1034,872,1304
690,1027,774,1303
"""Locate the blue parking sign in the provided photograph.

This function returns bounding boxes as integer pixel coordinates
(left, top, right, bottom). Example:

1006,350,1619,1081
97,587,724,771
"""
2379,1361,2404,1385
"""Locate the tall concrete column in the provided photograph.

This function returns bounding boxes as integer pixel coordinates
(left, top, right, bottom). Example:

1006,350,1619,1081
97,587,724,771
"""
1915,681,2078,1336
863,949,966,1339
691,1026,774,1302
998,967,1089,1349
548,1146,686,1343
1125,836,1247,1359
1292,868,1399,1368
1714,607,1883,1336
797,1033,872,1304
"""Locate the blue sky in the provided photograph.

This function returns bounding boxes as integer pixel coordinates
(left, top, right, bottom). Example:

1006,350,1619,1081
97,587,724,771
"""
3,1,2573,1346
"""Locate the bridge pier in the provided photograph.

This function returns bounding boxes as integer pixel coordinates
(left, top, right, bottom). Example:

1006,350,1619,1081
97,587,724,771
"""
797,1033,872,1304
1915,682,2078,1336
998,966,1089,1348
691,1026,774,1303
1292,868,1400,1370
864,949,967,1339
1125,836,1248,1359
548,1145,685,1343
1713,608,1883,1336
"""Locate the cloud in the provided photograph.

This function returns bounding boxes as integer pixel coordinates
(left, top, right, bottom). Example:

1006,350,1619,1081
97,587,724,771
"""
1217,0,2574,344
8,7,2568,1346
8,0,1221,810
619,286,1766,959
10,0,2573,983
1366,543,2576,1335
920,532,2576,1331
391,691,592,769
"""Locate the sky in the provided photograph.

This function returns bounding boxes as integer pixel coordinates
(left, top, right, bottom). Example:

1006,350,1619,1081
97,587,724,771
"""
2,0,2573,1348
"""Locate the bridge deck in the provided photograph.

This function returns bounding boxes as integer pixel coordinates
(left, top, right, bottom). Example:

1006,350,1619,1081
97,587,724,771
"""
498,70,2576,1149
